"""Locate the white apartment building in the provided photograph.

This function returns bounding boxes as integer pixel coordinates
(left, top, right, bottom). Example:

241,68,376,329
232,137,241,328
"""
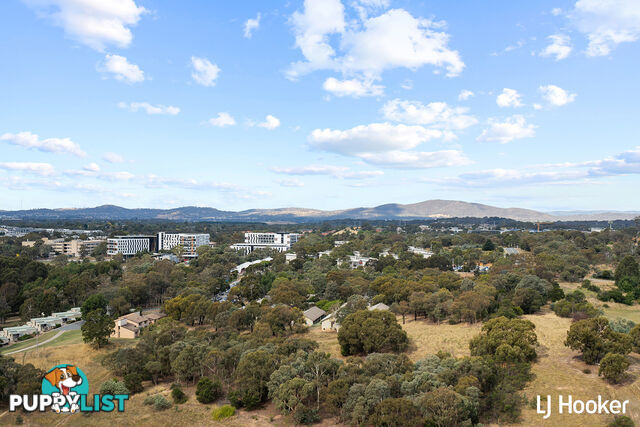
157,232,210,258
231,232,301,254
107,236,157,256
107,233,210,257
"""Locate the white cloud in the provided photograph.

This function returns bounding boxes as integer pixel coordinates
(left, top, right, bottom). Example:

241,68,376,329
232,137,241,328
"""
191,56,220,87
496,88,524,108
208,112,236,127
540,34,572,60
83,162,100,172
359,150,471,169
571,0,640,56
310,123,445,155
100,54,144,83
257,115,280,130
0,162,56,176
244,13,261,38
1,131,86,157
428,146,640,188
118,102,180,115
103,152,125,163
477,115,536,143
323,77,383,97
23,0,146,51
458,90,474,101
382,99,478,130
288,2,464,79
277,178,305,187
552,8,563,16
539,85,577,107
271,165,383,179
290,0,346,75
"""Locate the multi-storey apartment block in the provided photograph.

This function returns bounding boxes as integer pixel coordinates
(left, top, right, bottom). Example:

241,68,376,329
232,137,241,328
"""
230,232,301,254
107,235,158,256
157,232,210,257
107,233,210,258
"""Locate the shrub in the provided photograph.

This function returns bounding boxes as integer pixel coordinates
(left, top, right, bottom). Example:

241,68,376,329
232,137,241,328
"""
599,353,630,384
212,405,236,421
99,379,130,395
18,334,34,341
124,373,143,394
608,415,635,427
609,318,636,334
171,385,188,404
143,395,172,411
196,377,222,404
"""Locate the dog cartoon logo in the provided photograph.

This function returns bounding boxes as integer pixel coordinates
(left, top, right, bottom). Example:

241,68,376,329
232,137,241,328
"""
42,364,89,413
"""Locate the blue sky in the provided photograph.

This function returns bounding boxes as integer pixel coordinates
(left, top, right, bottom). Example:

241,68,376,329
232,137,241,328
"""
1,0,639,212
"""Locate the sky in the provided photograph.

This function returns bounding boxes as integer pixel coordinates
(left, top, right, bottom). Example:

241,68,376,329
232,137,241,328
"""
1,0,640,213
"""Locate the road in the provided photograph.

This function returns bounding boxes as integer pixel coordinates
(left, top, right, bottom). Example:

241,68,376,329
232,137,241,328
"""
3,320,84,355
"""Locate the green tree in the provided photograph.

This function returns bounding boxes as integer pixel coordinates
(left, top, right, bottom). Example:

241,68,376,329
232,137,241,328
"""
598,353,630,384
565,317,632,364
81,308,113,348
369,398,423,427
81,293,108,320
470,316,537,362
338,310,408,356
482,239,496,251
196,377,222,403
615,256,640,293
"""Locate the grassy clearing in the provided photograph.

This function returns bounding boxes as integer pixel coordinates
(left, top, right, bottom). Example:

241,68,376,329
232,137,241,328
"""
307,315,481,362
519,310,640,426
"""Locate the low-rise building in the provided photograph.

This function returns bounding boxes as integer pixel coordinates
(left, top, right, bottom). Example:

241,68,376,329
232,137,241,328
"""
408,246,433,259
27,316,61,332
107,235,157,256
1,325,37,342
321,313,340,332
303,306,327,326
337,252,377,269
111,312,166,339
368,303,390,311
52,307,82,322
285,253,298,263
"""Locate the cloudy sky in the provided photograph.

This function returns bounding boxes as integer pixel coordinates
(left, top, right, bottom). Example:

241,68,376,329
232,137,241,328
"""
1,0,639,212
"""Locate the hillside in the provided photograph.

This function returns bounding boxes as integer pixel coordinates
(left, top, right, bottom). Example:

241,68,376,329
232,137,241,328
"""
0,200,637,222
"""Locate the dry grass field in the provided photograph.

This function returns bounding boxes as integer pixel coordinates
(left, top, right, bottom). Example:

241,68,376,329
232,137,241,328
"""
519,310,640,426
3,302,640,426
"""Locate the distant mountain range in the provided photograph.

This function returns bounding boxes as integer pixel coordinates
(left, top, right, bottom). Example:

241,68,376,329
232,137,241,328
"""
0,200,638,223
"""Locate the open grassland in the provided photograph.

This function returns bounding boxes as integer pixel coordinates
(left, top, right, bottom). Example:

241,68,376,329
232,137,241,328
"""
307,316,481,362
520,310,640,426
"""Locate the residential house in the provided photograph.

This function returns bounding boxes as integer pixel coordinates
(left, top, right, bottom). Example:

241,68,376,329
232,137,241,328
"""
368,303,390,311
111,312,167,339
303,306,327,326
